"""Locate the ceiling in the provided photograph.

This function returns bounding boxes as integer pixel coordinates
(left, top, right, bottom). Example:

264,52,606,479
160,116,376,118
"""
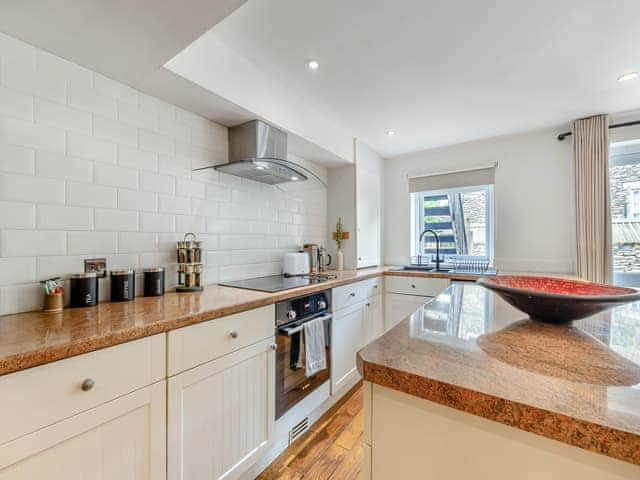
0,0,246,86
208,0,640,157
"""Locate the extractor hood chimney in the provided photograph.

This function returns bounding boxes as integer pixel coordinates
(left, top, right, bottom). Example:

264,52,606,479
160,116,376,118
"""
200,120,310,185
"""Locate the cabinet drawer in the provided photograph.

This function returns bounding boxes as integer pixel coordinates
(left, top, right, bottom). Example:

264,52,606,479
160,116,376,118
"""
361,277,382,298
333,282,367,312
168,305,274,376
0,334,165,445
333,277,382,312
385,276,449,296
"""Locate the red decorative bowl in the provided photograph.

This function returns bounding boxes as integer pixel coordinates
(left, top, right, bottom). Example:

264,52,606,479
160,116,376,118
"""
476,276,640,323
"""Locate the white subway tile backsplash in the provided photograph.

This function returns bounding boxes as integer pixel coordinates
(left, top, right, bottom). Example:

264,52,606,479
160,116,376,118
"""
118,102,157,131
139,130,174,155
118,145,157,172
37,205,93,230
0,257,36,285
206,218,231,233
36,255,85,280
95,208,138,232
140,171,174,194
175,178,206,199
36,99,91,134
94,74,139,105
0,200,35,228
36,151,93,183
139,94,176,119
67,132,117,164
140,212,175,233
67,181,117,208
0,173,65,203
118,232,158,253
0,283,42,315
67,231,117,255
206,184,232,202
158,116,190,140
1,60,66,103
0,117,65,152
0,33,327,314
158,194,190,215
175,215,206,234
93,116,138,147
0,85,33,121
2,230,66,256
95,163,138,189
67,83,117,118
0,143,35,175
0,32,36,67
158,154,190,178
118,188,157,212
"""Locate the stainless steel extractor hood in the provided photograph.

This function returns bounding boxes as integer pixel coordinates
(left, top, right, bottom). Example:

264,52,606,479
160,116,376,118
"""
199,119,310,185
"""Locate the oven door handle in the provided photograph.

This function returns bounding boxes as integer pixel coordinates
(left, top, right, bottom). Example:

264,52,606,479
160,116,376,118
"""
278,313,332,337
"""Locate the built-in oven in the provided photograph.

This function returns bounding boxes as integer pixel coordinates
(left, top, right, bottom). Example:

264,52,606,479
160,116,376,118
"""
275,290,331,420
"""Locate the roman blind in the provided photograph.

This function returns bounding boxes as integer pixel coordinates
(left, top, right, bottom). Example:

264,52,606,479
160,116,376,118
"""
408,164,496,193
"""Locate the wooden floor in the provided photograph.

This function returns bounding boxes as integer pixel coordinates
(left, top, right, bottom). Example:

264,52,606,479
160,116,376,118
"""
257,383,364,480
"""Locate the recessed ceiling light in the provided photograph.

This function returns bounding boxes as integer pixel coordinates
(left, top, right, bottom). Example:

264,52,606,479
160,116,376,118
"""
291,176,299,181
255,165,265,170
306,59,320,70
386,129,397,136
618,72,639,82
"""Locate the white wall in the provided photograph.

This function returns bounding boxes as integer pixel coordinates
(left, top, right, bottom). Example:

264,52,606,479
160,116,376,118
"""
384,127,575,273
0,32,327,315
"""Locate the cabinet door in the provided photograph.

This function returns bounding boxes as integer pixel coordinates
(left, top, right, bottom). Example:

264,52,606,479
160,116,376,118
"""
332,302,366,394
0,382,166,480
384,293,431,332
355,141,382,268
363,294,384,345
168,338,275,480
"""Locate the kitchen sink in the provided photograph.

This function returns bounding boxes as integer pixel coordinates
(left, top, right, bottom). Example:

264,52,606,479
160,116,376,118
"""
391,266,497,275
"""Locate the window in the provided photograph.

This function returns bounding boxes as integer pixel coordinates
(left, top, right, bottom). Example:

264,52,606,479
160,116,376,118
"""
412,185,493,264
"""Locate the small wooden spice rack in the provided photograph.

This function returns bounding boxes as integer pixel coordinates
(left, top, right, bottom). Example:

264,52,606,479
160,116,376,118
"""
176,232,203,292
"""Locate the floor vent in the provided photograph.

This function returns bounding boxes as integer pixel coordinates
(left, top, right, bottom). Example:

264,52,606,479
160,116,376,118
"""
289,417,309,445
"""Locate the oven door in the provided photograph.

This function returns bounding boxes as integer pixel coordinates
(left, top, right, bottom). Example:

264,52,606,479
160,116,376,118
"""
275,313,331,420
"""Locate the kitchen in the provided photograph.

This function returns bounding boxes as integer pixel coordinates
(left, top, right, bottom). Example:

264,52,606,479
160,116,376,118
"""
0,1,639,479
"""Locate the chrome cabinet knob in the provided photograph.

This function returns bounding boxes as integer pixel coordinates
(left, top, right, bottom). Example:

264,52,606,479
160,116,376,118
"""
349,292,356,297
366,302,371,307
229,331,239,339
270,343,277,351
81,378,95,392
411,284,416,288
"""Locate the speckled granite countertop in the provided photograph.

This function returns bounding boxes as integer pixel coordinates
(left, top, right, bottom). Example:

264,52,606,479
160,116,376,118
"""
0,265,497,376
357,283,640,466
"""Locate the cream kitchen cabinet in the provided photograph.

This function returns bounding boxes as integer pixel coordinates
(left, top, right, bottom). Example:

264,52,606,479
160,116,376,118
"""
363,294,384,345
384,276,450,331
332,300,367,394
168,338,275,480
0,335,166,479
355,140,383,268
167,306,275,480
331,278,383,394
327,140,383,270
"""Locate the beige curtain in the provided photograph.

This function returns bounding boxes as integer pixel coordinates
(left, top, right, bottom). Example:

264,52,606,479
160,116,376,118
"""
572,114,612,284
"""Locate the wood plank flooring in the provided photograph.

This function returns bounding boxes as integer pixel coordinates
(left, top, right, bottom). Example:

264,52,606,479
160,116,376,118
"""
258,383,364,480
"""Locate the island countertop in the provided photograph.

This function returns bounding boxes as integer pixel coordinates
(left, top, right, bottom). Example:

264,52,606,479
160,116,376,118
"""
357,283,640,466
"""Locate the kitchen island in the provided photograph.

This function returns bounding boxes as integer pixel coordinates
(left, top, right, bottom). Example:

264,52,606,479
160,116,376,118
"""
357,283,640,479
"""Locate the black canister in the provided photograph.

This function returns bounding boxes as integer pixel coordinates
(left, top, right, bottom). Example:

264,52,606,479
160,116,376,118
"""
144,267,165,297
70,272,98,308
110,269,135,302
